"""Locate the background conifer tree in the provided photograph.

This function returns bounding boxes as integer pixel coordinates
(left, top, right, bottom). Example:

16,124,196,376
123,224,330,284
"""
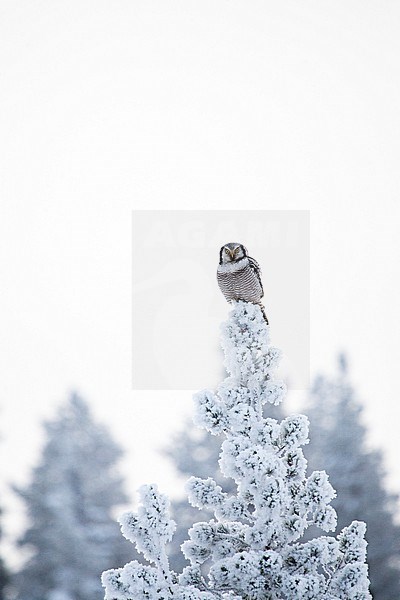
0,507,9,600
305,355,400,599
13,393,133,600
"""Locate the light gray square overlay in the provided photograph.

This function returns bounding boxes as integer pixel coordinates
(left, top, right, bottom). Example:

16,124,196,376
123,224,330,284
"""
132,210,309,390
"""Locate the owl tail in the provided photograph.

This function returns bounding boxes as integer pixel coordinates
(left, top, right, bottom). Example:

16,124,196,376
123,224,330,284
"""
256,302,269,325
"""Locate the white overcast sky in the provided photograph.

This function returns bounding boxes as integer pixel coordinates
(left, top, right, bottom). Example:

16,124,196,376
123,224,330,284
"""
1,0,400,567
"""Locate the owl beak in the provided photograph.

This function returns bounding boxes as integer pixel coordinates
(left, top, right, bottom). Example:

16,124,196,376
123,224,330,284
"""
228,249,234,258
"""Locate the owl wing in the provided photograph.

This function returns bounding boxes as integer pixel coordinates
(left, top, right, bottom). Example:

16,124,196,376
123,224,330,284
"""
248,256,264,298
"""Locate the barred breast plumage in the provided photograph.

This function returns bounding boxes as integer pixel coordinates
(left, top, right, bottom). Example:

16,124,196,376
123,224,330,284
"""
217,242,269,324
217,258,263,302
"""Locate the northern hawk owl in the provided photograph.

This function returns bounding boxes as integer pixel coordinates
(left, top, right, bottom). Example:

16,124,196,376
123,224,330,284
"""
217,242,269,324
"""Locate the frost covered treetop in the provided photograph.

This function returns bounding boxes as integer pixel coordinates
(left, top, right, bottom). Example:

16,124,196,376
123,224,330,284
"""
102,301,371,600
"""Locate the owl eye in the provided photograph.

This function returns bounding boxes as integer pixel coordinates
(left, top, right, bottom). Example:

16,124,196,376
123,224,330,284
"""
224,248,230,254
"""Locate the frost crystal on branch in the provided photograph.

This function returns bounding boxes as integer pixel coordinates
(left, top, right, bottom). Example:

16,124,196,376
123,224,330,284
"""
102,301,371,599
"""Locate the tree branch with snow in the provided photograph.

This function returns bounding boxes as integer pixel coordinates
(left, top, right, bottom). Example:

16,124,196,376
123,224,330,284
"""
102,301,371,599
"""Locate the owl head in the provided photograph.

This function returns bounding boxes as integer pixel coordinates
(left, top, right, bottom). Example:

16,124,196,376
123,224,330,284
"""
219,242,248,264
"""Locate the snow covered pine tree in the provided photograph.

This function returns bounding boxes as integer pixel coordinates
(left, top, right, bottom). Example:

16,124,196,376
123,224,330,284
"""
102,301,371,599
14,394,134,600
165,391,284,573
305,356,400,599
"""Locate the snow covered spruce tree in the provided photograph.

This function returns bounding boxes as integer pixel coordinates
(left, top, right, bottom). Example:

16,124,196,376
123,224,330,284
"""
102,301,371,599
165,406,284,573
0,506,9,600
305,355,400,599
14,393,134,600
165,423,235,573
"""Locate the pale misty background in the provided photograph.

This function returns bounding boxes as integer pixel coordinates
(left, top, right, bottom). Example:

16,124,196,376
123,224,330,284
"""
1,0,399,571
